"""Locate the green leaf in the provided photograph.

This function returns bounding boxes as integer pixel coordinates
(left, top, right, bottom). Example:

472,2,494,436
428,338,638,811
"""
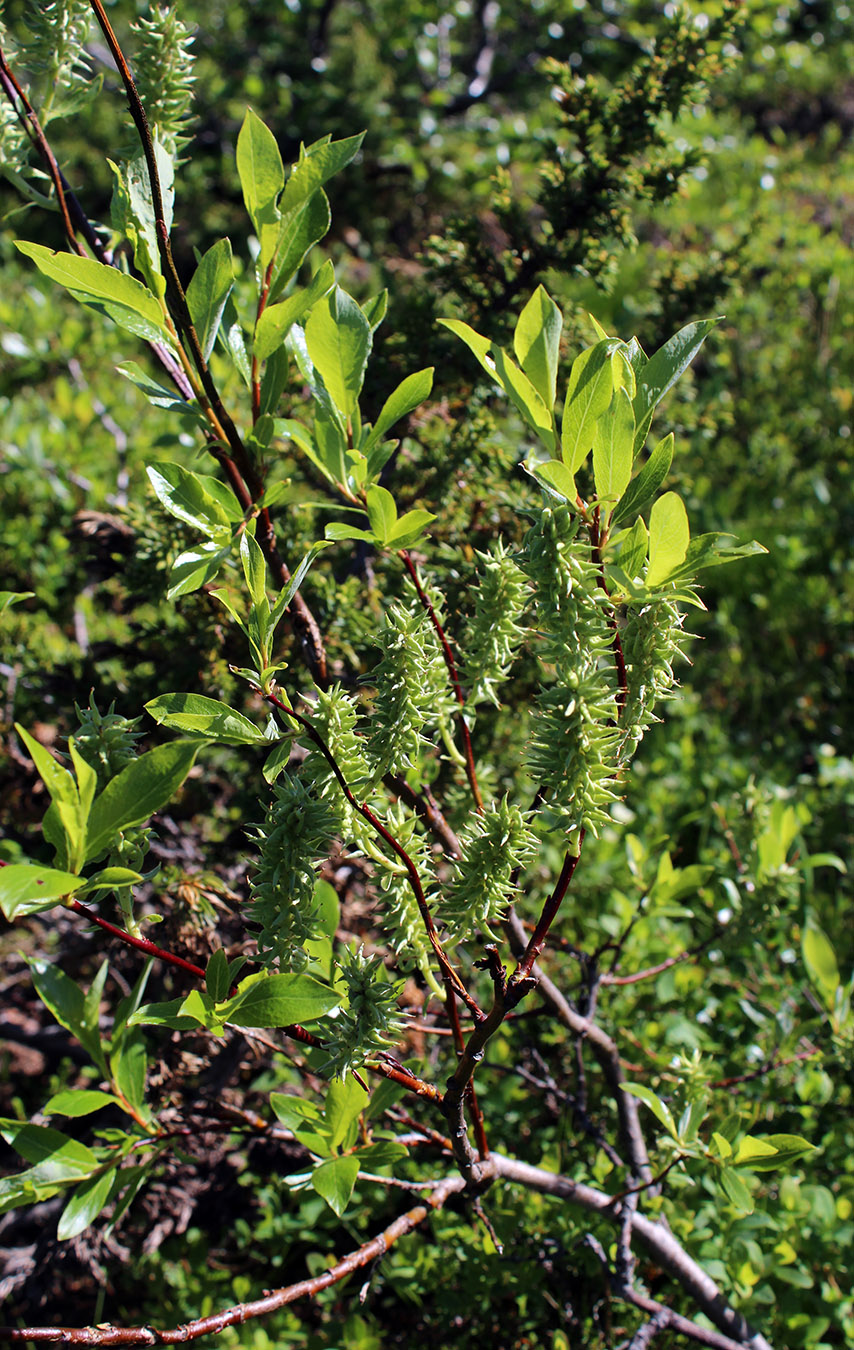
745,1134,815,1171
719,1166,754,1214
240,531,269,611
0,1119,99,1174
734,1135,779,1165
57,1169,116,1241
613,517,648,583
365,486,397,545
206,948,231,1002
513,285,562,408
263,739,292,785
116,361,199,416
525,458,577,501
304,287,372,417
439,318,495,384
0,590,33,612
361,290,388,332
145,693,266,745
186,239,234,362
167,541,232,600
633,319,719,454
43,1090,121,1118
622,1083,677,1138
646,492,690,588
311,1155,359,1217
270,1093,323,1130
147,462,238,538
268,541,332,631
27,958,106,1072
14,241,169,345
803,919,840,1001
283,133,365,213
270,190,331,301
325,1077,369,1150
0,864,84,920
387,509,436,550
236,109,285,268
363,368,434,458
561,340,615,473
109,141,174,290
324,522,375,544
127,998,200,1031
312,879,339,939
613,434,674,527
491,346,554,446
78,867,143,894
253,260,335,362
85,742,201,864
354,1140,408,1169
15,724,85,867
592,386,635,505
111,1032,147,1111
223,972,342,1028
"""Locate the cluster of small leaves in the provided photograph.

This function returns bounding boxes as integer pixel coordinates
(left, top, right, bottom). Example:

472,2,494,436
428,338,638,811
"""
442,797,535,942
248,775,337,971
363,596,454,779
320,946,404,1079
129,5,196,158
620,596,688,757
459,541,530,711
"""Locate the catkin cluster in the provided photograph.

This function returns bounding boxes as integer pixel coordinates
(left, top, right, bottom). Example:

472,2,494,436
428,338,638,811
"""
248,775,337,970
321,946,404,1079
364,598,454,778
620,595,688,758
460,542,530,710
522,506,620,849
443,797,535,941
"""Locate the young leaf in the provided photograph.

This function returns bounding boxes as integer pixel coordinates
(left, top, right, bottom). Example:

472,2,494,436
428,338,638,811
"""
240,531,269,612
270,190,332,301
236,109,284,267
718,1166,754,1215
205,948,231,1002
365,486,397,545
363,368,434,457
561,340,615,473
622,1083,677,1138
253,259,335,361
325,1077,369,1150
222,972,342,1028
0,863,85,920
633,319,718,454
268,541,332,630
803,919,840,1002
491,347,555,447
646,492,690,588
85,741,201,864
186,238,234,362
43,1090,122,1118
311,1154,359,1217
14,242,170,345
57,1169,117,1241
26,958,107,1074
744,1134,815,1171
362,290,388,332
147,463,239,538
525,458,577,501
613,433,674,526
145,693,267,744
283,133,365,213
167,541,232,600
592,386,635,505
387,509,437,550
513,285,562,408
304,287,372,418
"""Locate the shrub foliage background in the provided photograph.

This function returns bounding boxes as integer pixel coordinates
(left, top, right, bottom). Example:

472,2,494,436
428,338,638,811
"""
0,2,851,1348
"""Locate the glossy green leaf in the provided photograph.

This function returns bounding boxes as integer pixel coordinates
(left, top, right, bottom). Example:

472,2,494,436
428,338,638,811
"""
16,724,85,869
147,462,238,538
127,998,200,1031
269,542,332,630
304,287,372,417
0,864,85,920
311,1154,359,1217
633,319,718,454
592,386,635,504
167,541,232,600
112,1032,147,1111
0,1119,99,1174
43,1090,121,1118
205,948,231,1002
803,920,840,1000
719,1166,754,1214
253,259,335,361
78,867,143,894
613,433,674,526
236,109,284,267
361,290,388,332
745,1134,815,1171
270,190,331,301
0,590,33,613
365,486,397,544
525,458,577,501
646,492,690,588
240,531,269,611
325,1077,369,1150
439,318,495,383
223,971,342,1028
14,241,169,345
27,958,106,1072
734,1135,779,1165
615,516,648,582
283,133,364,213
363,368,434,456
622,1083,677,1138
57,1168,116,1241
491,346,554,445
116,361,199,415
186,238,234,362
145,693,266,745
513,285,562,408
85,741,201,863
561,340,615,473
387,509,436,549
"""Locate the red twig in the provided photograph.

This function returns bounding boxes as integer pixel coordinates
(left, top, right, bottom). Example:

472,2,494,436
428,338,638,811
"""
510,836,585,987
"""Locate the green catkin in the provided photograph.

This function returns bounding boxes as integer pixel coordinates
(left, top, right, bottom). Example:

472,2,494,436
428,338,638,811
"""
522,505,621,849
300,684,376,851
376,803,437,980
71,696,143,792
620,595,688,759
460,541,530,709
364,598,455,779
248,775,337,971
130,6,195,156
321,946,404,1079
442,797,535,941
21,1,91,96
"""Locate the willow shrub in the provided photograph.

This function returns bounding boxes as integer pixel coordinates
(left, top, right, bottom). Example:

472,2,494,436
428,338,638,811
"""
0,6,839,1349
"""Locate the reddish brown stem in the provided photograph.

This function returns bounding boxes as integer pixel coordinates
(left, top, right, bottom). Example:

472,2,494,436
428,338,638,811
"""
251,258,276,423
400,549,484,813
510,835,585,987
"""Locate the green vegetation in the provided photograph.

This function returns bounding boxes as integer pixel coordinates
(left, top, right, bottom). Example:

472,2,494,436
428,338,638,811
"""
0,3,851,1348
